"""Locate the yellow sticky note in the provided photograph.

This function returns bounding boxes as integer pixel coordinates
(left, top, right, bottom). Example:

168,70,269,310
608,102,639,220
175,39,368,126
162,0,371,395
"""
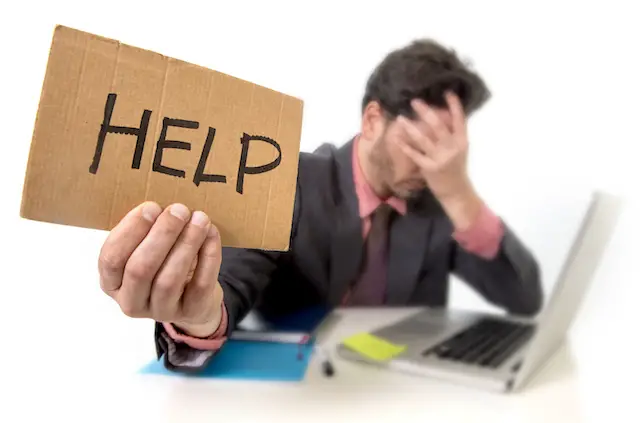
342,332,407,362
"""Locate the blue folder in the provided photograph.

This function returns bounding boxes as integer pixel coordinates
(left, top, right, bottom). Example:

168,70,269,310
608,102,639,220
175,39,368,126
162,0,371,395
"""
140,339,315,381
140,306,330,381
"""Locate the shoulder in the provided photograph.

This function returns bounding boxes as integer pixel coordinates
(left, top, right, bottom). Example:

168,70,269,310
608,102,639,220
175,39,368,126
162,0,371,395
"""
284,143,339,242
296,142,342,188
290,141,347,221
298,142,339,166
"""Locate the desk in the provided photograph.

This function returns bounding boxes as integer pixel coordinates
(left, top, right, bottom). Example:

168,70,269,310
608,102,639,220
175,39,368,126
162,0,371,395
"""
4,305,635,423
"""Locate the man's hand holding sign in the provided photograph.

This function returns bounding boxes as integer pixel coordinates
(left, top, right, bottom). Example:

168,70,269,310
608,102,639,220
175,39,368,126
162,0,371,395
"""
99,202,225,338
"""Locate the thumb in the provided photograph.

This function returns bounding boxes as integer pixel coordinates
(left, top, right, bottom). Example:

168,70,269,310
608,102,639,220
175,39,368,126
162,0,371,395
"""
181,224,223,318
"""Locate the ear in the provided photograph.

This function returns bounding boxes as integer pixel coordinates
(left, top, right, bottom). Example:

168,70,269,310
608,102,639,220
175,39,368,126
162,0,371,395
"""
361,101,387,140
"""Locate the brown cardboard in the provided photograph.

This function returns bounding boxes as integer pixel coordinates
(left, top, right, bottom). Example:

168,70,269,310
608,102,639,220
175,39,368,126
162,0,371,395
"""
20,25,303,251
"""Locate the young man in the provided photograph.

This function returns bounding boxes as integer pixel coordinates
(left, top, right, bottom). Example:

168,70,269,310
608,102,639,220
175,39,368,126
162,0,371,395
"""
98,39,543,371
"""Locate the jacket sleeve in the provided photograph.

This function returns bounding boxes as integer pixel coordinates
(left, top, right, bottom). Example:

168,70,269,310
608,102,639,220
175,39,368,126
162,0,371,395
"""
450,208,543,317
154,180,303,372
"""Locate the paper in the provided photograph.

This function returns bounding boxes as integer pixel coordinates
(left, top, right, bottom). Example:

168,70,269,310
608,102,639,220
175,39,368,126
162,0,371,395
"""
342,333,407,362
20,25,303,251
141,339,315,381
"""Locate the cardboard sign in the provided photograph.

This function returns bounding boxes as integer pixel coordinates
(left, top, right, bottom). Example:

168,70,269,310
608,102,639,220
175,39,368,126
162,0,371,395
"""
20,25,303,251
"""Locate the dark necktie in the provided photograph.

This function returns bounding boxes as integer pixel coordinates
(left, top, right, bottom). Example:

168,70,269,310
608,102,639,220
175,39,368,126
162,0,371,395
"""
349,203,395,306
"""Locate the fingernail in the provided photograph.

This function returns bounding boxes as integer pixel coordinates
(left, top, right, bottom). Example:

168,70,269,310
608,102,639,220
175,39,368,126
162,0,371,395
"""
190,211,209,228
170,203,190,222
141,202,162,222
208,224,218,239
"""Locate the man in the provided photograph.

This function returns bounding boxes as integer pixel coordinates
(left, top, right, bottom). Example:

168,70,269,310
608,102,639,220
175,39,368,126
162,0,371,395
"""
98,39,543,372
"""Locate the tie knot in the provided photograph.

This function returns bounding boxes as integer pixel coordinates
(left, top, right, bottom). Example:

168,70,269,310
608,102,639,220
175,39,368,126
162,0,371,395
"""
374,202,394,217
370,203,395,230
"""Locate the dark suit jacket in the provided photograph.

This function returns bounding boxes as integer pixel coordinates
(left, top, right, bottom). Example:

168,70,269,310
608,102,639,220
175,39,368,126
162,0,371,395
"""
155,138,543,371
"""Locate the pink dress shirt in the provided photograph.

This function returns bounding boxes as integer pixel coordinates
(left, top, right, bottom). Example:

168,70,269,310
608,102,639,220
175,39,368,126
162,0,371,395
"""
164,136,504,350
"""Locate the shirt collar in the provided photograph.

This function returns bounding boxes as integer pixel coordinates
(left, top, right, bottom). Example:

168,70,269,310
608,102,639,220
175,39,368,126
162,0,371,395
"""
352,135,407,218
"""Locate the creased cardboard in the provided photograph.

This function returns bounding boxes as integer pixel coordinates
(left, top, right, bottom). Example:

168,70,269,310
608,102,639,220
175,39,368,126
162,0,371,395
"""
20,25,303,251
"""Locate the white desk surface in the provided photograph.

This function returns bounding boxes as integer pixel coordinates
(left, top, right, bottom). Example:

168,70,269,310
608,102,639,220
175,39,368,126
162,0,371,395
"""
4,304,636,423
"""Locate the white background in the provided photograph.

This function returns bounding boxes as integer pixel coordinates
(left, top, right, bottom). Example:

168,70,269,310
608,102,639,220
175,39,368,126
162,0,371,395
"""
0,1,638,422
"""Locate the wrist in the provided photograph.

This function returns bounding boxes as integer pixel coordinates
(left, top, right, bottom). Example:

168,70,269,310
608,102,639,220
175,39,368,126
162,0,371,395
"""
437,182,483,232
174,313,222,339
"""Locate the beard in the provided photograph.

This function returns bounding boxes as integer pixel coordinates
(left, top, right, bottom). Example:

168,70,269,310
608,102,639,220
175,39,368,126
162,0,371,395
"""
369,133,395,196
369,132,425,200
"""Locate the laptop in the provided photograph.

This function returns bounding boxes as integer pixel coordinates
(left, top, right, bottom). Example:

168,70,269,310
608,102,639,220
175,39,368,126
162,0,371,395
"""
336,191,622,392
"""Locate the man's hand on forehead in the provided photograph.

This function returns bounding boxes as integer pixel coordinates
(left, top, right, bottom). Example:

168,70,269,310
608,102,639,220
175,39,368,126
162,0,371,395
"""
393,91,483,230
394,91,468,178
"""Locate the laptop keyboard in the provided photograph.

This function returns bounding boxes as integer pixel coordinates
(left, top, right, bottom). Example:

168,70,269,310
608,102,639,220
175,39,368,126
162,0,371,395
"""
422,318,535,369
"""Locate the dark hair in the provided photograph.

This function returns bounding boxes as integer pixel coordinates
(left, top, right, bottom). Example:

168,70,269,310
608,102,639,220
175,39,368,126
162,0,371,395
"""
362,39,491,119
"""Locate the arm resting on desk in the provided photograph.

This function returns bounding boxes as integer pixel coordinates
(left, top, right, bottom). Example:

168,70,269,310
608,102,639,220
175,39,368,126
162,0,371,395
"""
451,204,543,316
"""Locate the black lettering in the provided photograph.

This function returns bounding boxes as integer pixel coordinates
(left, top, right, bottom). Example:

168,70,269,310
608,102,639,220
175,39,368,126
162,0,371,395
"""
193,127,227,186
152,118,197,178
89,93,151,174
236,133,282,194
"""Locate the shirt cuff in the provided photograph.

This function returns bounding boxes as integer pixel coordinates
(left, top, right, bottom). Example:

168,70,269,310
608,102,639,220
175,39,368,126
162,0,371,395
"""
162,303,228,351
452,203,504,260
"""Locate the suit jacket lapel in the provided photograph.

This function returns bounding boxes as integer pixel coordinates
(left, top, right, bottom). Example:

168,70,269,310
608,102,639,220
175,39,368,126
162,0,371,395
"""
327,139,364,305
385,192,443,305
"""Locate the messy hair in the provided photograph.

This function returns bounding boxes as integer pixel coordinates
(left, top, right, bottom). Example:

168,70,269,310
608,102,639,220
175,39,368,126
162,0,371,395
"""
362,39,491,119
